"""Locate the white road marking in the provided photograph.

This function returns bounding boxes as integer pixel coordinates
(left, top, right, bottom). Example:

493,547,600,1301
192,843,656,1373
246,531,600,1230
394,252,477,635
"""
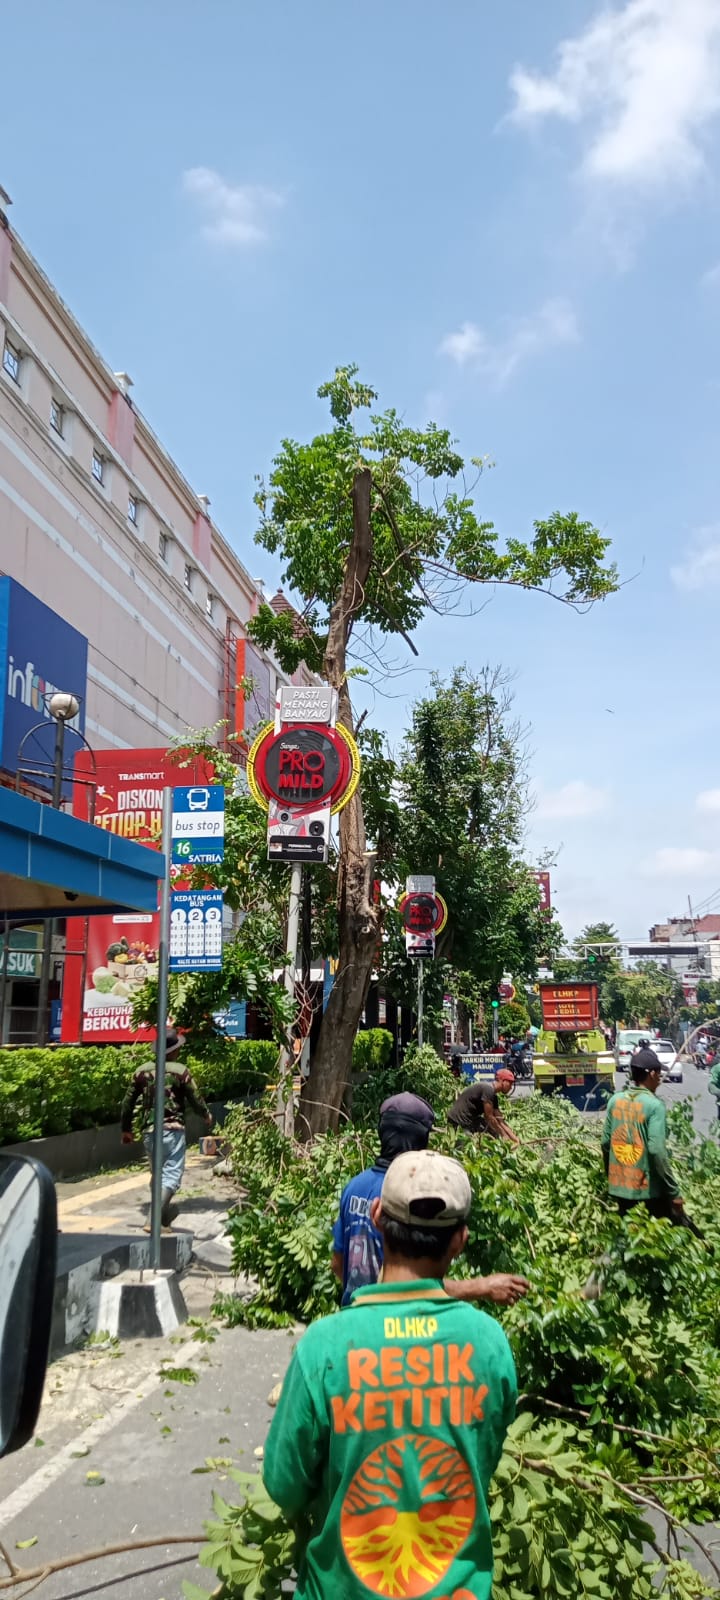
0,1329,203,1525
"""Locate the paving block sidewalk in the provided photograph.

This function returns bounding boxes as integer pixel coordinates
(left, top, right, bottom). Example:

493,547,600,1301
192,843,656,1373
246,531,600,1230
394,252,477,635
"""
52,1154,237,1355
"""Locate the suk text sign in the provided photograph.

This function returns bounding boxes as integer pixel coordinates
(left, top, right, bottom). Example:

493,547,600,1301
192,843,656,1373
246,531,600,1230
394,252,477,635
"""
247,717,360,864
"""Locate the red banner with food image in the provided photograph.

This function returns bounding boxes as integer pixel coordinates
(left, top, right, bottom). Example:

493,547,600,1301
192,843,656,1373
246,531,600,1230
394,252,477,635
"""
61,747,214,1044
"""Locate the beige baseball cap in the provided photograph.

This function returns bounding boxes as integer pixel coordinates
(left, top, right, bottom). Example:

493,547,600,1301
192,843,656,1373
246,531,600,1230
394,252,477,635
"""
381,1150,472,1228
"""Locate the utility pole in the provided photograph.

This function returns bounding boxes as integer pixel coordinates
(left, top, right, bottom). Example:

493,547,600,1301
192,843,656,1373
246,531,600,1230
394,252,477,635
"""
150,787,173,1268
417,962,424,1048
276,863,302,1136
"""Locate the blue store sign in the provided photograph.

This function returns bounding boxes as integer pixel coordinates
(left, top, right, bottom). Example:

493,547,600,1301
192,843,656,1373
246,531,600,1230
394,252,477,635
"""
0,578,88,791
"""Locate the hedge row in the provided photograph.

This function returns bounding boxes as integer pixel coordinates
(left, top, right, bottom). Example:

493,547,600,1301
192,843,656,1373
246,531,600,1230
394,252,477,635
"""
0,1038,279,1145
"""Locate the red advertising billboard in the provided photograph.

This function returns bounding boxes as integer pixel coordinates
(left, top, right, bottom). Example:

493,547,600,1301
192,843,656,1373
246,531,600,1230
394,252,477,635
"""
532,870,551,912
61,747,213,1044
539,982,599,1035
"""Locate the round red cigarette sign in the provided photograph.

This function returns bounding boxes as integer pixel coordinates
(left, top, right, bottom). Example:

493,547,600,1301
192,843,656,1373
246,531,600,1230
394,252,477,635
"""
398,890,449,936
247,721,360,816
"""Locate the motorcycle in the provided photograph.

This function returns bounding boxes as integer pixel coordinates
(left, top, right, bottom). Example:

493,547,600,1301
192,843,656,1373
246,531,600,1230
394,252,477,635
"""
504,1047,533,1080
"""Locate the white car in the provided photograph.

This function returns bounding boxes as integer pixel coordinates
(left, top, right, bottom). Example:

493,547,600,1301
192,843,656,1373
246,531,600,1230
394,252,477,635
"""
653,1039,682,1082
615,1030,650,1072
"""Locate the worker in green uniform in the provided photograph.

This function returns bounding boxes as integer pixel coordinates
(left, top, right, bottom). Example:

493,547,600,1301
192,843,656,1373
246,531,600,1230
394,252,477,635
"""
601,1043,684,1220
264,1149,517,1600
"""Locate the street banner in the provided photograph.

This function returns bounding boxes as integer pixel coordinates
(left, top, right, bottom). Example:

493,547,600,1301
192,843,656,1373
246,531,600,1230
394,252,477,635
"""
62,747,213,1043
279,684,337,726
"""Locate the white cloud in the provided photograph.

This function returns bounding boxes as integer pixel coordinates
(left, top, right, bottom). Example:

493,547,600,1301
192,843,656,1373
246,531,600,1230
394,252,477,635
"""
438,298,579,383
509,0,720,188
534,780,610,820
182,167,283,246
697,790,720,813
643,846,720,875
670,526,720,590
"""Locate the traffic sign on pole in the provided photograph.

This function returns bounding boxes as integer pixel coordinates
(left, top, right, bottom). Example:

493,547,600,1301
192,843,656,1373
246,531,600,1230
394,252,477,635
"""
171,784,225,866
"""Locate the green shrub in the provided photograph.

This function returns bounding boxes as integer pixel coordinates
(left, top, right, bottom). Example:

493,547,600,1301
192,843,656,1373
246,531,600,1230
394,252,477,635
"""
0,1037,280,1144
351,1040,455,1126
191,1039,278,1102
351,1027,393,1072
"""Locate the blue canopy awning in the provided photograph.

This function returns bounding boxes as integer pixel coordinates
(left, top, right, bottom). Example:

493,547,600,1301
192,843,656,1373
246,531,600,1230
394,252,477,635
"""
0,787,163,919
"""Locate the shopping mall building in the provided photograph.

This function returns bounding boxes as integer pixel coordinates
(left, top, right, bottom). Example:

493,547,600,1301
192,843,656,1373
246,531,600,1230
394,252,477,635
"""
0,200,311,1042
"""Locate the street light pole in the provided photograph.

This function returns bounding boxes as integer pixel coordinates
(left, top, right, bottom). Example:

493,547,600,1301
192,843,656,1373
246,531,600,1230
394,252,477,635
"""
35,693,80,1047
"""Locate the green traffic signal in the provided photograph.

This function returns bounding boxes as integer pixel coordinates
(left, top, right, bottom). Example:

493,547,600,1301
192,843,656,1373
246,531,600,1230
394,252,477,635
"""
491,999,499,1009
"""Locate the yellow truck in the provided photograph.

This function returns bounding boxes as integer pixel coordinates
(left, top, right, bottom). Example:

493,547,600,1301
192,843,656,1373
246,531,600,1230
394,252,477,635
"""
533,981,615,1109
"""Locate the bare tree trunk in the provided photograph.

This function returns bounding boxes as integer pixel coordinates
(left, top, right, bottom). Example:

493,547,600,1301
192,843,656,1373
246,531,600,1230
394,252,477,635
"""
298,468,383,1137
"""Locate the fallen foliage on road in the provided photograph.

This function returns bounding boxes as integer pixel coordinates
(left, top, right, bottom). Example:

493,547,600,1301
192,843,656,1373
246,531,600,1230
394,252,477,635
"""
205,1089,720,1597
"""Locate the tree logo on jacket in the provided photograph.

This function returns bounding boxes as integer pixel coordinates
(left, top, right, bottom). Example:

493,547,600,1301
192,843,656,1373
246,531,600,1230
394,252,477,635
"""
340,1434,476,1597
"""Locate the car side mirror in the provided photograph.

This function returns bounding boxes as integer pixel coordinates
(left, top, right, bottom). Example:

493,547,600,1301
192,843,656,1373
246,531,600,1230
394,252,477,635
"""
0,1154,57,1457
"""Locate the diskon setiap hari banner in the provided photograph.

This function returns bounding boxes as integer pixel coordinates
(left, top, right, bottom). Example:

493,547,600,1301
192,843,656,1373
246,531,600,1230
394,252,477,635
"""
62,747,213,1043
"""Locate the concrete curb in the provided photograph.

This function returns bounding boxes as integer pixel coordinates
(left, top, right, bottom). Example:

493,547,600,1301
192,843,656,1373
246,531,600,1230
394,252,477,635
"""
52,1232,193,1355
96,1268,188,1340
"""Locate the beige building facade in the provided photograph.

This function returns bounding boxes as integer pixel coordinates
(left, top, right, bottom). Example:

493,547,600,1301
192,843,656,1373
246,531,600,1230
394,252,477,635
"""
0,203,305,769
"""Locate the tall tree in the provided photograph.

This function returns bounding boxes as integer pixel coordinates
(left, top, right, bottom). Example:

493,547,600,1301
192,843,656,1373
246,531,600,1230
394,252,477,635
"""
573,921,622,982
250,367,618,1134
393,666,562,994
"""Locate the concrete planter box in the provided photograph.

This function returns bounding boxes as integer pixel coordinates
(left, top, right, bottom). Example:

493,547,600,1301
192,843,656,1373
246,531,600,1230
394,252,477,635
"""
3,1098,240,1180
3,1122,144,1180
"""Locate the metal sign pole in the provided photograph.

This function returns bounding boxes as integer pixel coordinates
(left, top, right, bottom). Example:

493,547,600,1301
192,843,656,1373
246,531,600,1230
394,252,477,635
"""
417,962,424,1049
276,862,302,1136
150,787,173,1269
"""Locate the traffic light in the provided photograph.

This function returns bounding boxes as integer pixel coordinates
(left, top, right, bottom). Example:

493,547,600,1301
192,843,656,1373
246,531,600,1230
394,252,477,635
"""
491,998,499,1010
587,952,597,965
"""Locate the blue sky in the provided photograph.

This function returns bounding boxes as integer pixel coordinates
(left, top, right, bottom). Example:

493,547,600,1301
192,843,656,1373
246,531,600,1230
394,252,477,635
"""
4,0,720,938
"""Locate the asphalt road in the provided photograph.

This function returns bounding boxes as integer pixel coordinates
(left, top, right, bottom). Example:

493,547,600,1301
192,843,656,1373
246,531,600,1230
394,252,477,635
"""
657,1058,719,1133
0,1322,298,1600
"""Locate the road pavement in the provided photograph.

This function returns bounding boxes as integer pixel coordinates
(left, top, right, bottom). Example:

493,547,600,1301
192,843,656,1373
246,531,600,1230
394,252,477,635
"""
0,1321,299,1600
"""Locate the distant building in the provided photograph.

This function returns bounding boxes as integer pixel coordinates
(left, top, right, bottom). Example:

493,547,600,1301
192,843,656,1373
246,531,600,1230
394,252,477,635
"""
645,916,720,988
0,203,314,773
0,200,317,1043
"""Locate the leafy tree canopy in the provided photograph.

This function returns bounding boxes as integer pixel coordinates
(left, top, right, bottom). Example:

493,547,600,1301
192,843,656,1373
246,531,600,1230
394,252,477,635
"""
248,365,618,679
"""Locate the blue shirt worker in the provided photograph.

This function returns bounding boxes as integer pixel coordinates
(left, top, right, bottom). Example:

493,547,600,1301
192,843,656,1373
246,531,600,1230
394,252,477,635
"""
331,1090,528,1309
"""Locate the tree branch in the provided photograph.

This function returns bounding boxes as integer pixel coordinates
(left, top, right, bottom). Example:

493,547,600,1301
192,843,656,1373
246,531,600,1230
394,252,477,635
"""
0,1535,203,1593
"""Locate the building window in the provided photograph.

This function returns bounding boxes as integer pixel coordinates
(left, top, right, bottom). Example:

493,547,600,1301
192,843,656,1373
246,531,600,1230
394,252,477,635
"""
50,398,64,436
128,493,138,525
206,591,214,618
2,339,20,383
91,449,104,484
183,563,193,592
158,530,169,563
